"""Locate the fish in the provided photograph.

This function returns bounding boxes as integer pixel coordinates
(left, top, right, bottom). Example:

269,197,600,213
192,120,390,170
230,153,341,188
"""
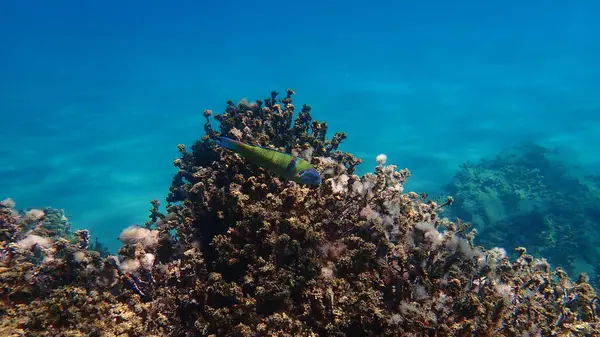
216,136,322,185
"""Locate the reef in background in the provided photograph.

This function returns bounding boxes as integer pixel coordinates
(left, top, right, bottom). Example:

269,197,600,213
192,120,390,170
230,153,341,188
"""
1,91,599,336
445,142,600,288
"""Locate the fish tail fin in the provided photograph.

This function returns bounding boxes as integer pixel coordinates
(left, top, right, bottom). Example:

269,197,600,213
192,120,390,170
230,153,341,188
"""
216,136,245,151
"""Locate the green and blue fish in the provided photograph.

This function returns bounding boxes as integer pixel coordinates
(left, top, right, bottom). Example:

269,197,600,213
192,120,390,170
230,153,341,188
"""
216,137,322,186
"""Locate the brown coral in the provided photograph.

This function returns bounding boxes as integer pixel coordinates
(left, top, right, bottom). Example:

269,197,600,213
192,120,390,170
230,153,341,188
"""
1,90,599,336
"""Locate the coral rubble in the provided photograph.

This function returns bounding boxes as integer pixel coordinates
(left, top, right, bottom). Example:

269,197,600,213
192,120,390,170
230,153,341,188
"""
1,91,599,336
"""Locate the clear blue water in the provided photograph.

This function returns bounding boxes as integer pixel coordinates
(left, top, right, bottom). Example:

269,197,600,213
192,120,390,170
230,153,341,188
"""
2,0,600,252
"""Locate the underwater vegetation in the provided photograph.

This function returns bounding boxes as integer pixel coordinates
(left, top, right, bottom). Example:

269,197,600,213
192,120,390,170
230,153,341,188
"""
446,142,600,288
1,90,599,336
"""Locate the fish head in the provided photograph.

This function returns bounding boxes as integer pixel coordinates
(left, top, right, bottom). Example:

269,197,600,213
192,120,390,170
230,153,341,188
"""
297,167,322,185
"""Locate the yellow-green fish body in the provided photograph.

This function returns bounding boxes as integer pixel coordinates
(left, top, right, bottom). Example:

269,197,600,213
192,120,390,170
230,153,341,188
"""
216,137,322,185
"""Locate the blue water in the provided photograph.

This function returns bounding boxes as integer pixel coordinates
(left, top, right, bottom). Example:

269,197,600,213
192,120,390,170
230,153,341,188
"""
2,0,600,252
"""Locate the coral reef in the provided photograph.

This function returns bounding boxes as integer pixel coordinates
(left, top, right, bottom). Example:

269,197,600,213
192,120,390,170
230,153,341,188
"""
445,142,600,283
0,200,155,336
1,91,599,336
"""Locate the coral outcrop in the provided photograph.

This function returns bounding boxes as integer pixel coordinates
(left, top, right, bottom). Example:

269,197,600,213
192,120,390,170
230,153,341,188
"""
446,142,600,285
1,91,599,336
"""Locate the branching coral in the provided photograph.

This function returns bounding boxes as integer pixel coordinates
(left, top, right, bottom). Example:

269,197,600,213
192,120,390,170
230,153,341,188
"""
0,199,165,336
1,91,599,336
445,142,600,282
